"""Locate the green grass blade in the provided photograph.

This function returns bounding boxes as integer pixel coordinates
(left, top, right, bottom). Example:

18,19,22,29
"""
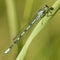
16,0,60,60
5,0,18,40
23,0,34,22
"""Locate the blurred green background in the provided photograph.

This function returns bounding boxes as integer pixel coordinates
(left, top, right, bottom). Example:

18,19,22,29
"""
0,0,60,60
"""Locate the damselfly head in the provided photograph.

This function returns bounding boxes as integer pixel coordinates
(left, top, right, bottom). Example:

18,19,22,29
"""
43,5,49,11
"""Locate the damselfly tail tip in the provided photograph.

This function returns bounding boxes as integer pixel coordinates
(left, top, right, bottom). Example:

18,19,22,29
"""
4,48,11,54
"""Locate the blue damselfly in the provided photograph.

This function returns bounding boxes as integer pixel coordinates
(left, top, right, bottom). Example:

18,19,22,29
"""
4,5,54,54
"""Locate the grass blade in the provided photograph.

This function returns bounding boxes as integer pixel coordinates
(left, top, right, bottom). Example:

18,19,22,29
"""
23,0,34,22
16,0,60,60
5,0,18,40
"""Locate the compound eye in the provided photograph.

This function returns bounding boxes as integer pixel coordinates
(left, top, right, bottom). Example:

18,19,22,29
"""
50,7,54,10
45,5,49,8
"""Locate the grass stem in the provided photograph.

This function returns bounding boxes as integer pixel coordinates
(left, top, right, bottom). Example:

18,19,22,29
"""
16,0,60,60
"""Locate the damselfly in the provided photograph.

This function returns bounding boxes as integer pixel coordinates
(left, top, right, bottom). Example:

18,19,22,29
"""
4,5,54,54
